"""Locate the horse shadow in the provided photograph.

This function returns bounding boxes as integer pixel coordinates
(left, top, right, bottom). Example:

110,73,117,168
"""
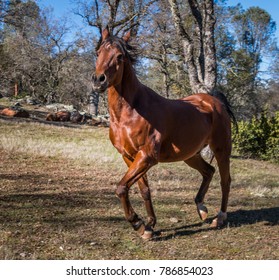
153,207,279,241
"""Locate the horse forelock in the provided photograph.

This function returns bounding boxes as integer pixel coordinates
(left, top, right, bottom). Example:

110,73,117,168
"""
98,36,138,65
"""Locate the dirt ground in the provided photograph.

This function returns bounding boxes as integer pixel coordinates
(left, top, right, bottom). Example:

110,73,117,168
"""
0,115,278,260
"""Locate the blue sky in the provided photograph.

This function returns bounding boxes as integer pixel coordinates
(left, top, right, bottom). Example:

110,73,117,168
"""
227,0,279,38
38,0,82,27
39,0,279,39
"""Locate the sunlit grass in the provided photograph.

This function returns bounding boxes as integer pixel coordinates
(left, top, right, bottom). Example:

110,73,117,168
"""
0,120,121,165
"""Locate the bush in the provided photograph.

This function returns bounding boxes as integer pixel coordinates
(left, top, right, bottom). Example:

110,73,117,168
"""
265,112,279,162
233,109,279,162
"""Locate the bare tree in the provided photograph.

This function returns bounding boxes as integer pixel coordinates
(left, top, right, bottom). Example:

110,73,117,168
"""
1,2,93,106
73,0,156,38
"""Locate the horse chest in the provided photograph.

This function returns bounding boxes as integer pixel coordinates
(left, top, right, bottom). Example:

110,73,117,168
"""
109,120,147,159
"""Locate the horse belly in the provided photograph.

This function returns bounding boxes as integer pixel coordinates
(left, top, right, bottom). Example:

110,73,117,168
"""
159,140,207,162
158,117,211,162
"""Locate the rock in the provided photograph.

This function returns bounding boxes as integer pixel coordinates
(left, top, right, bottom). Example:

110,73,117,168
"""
90,116,109,127
170,217,179,223
26,97,40,105
46,103,74,112
13,102,22,107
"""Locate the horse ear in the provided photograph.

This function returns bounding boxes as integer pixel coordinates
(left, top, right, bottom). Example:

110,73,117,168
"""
123,30,131,42
101,26,110,42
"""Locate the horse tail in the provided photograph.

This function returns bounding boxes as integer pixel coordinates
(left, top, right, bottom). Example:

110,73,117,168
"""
210,90,238,133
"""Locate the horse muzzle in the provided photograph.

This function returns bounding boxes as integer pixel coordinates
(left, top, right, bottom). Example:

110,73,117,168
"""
92,73,108,93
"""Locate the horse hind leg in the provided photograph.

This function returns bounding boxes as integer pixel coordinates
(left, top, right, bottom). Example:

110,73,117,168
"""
185,154,215,221
210,149,231,228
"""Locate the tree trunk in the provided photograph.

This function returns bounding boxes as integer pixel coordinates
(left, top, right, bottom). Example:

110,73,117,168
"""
168,0,216,93
203,0,217,91
162,45,170,98
14,82,18,97
88,91,99,116
163,71,170,98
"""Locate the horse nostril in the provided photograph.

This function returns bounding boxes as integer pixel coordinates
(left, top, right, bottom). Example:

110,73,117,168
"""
99,74,106,83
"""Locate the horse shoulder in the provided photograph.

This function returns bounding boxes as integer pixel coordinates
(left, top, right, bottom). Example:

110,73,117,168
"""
109,109,148,158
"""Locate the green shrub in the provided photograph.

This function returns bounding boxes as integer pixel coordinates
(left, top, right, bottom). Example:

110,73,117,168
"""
233,109,279,162
265,112,279,162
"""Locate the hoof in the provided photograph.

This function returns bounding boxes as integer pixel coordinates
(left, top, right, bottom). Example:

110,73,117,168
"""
211,211,227,228
133,221,154,240
135,222,146,236
197,203,208,221
141,229,154,240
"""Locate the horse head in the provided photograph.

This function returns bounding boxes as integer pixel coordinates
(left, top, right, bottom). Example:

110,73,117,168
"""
92,27,132,93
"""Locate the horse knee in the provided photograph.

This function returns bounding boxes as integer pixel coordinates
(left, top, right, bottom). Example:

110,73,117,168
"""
202,164,215,180
115,185,127,198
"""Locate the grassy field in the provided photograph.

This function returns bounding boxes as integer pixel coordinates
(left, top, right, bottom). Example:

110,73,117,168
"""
0,117,278,260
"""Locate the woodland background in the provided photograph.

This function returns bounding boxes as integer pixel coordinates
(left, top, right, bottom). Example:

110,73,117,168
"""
0,0,279,160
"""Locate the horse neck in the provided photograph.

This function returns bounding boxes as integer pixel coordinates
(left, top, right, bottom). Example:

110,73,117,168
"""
107,61,141,119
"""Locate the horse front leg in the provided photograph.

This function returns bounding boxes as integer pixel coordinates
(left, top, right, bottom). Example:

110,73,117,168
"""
123,156,157,233
116,151,157,239
138,174,157,229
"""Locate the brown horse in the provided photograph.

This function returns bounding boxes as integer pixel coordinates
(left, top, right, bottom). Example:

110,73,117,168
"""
92,28,235,240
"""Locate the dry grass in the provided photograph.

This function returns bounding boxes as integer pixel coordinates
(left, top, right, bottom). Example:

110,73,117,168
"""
0,118,278,260
0,120,119,164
